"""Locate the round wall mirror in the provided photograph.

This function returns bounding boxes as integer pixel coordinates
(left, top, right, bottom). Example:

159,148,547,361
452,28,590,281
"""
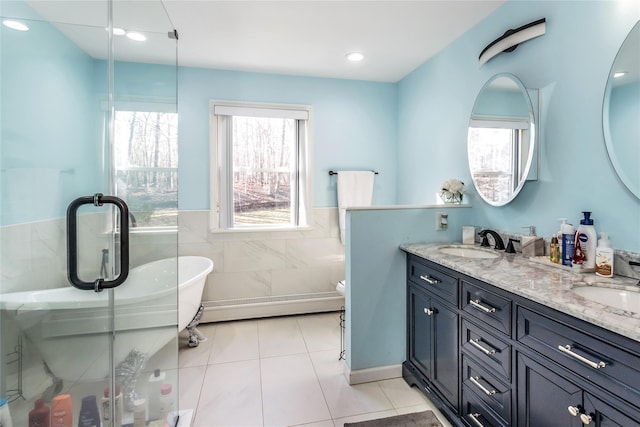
468,73,535,206
603,20,640,199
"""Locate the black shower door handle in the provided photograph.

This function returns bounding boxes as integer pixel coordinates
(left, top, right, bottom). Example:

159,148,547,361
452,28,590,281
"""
67,193,130,292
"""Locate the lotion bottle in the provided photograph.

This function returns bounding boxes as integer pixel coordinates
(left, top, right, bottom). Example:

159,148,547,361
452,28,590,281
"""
576,211,597,270
78,396,100,427
595,233,614,277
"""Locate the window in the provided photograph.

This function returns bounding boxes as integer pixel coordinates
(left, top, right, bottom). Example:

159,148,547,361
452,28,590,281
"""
113,106,178,228
210,101,311,230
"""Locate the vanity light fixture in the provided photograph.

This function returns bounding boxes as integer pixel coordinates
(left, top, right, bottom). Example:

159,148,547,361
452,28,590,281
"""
126,31,146,42
345,52,364,62
479,18,546,66
2,19,29,31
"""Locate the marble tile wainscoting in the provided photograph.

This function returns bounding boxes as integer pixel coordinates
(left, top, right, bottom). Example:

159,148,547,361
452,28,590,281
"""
178,208,346,322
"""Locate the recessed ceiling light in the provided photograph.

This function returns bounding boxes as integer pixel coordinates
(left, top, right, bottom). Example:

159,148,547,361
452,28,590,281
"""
3,20,29,31
614,71,627,78
126,31,146,42
346,52,364,62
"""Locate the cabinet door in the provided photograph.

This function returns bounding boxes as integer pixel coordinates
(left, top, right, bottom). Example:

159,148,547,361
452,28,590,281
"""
408,285,433,380
517,354,582,427
582,393,640,427
432,297,459,409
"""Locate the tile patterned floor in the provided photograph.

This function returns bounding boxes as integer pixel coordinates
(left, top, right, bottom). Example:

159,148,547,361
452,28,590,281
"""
177,312,452,427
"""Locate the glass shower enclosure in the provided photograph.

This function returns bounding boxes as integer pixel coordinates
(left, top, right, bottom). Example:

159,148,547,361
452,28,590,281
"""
1,1,179,426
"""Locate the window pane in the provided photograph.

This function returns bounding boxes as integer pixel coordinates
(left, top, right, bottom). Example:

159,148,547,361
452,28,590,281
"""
232,116,295,227
114,111,178,227
468,127,514,203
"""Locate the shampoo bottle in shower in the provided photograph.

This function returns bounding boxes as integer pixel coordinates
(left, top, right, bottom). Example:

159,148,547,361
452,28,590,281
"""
147,369,166,420
101,387,122,427
78,396,100,427
51,394,73,427
158,384,174,423
29,399,50,427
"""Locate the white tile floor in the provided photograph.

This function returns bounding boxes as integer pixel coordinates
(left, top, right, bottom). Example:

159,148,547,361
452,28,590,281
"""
177,312,452,427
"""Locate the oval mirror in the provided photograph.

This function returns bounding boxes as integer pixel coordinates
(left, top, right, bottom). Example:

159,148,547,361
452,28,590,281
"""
603,20,640,199
468,73,535,206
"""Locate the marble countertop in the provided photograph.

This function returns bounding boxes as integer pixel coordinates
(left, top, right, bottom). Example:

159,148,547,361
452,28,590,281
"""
401,243,640,343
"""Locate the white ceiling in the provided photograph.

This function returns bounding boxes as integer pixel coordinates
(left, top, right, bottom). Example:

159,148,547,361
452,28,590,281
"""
22,0,507,83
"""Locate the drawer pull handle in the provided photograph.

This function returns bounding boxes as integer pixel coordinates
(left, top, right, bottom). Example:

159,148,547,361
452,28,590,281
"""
568,405,581,417
469,338,496,355
557,345,606,369
580,413,593,425
423,307,434,316
468,413,484,427
470,376,496,396
469,299,496,313
419,274,440,285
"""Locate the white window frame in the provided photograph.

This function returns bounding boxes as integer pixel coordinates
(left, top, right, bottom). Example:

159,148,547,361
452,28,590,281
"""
209,100,312,232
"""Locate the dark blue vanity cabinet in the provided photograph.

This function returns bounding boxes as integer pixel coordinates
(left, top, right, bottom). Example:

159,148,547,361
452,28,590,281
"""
406,257,460,413
402,253,640,427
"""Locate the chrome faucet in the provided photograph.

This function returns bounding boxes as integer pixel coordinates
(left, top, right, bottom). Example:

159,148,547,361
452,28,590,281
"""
479,229,506,250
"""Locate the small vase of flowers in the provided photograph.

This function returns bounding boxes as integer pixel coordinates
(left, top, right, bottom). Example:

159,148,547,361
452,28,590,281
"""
439,179,466,204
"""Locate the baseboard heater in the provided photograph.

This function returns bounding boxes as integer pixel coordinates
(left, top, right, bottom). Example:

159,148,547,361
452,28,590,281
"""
201,291,345,322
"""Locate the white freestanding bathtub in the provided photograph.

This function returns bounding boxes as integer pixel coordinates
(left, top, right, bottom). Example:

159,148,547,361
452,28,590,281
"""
0,256,213,382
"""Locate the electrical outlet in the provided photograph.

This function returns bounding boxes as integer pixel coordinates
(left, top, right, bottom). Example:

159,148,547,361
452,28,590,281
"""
436,212,448,231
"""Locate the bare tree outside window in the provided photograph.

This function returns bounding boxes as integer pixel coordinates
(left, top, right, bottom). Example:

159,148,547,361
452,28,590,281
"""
468,127,515,203
114,110,178,227
232,116,295,226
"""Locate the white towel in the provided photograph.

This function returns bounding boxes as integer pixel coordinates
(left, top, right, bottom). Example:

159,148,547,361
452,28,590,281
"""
337,171,375,244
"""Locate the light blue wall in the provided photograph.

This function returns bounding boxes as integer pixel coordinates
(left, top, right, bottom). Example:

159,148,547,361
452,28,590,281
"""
0,11,99,225
178,67,398,210
397,0,640,252
346,207,475,371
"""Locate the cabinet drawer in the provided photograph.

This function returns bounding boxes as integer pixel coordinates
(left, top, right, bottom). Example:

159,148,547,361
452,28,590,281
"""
462,355,511,424
517,306,640,405
461,281,511,336
408,256,458,304
461,386,508,427
461,319,511,381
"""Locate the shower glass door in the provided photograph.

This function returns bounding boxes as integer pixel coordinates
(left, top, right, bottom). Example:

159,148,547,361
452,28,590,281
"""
0,1,179,426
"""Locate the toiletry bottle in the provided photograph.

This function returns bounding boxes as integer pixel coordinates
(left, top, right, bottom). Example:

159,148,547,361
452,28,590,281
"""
132,399,146,427
29,399,50,427
51,394,73,427
595,233,614,277
0,398,13,427
549,236,560,264
556,218,567,261
147,369,166,420
157,384,173,423
572,232,585,266
576,211,597,270
560,220,576,267
78,396,100,427
101,387,122,427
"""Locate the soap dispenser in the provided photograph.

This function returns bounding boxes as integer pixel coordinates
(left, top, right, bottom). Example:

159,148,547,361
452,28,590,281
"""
521,226,544,258
575,211,597,270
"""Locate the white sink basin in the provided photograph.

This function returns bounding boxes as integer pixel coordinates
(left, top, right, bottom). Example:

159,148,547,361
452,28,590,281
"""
437,246,500,259
572,286,640,313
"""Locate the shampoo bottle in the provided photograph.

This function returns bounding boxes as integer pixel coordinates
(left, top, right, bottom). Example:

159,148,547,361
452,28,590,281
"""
147,369,166,421
595,233,614,278
101,387,122,427
51,394,73,427
0,398,12,427
157,384,174,423
78,396,100,427
576,211,597,270
560,220,576,267
29,399,50,427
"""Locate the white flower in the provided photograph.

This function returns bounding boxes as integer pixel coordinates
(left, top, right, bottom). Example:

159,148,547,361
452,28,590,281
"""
441,179,466,195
